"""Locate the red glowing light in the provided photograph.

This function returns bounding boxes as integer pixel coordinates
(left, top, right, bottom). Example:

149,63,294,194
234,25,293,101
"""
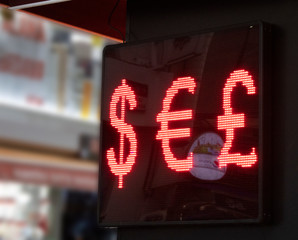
107,79,137,188
156,77,196,171
217,69,257,168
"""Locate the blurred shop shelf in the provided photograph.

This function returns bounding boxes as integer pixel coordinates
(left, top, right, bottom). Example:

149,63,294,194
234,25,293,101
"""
0,103,98,152
0,145,98,192
0,0,127,41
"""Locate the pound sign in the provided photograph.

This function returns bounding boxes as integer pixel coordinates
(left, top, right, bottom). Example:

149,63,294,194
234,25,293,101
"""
217,69,258,168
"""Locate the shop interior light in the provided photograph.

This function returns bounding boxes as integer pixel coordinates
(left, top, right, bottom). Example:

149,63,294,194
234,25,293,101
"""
9,0,71,10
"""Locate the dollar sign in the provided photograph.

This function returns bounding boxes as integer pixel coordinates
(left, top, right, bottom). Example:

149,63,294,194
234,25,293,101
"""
107,79,137,189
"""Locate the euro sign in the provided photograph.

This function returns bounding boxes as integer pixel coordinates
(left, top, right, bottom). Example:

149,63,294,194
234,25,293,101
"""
107,79,137,188
156,77,196,171
217,69,257,168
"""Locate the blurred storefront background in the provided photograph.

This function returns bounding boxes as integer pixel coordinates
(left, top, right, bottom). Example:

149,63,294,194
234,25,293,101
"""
0,6,116,240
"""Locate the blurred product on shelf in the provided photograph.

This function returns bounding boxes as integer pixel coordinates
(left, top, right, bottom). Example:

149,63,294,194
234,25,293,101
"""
0,7,111,122
0,182,51,240
0,6,115,152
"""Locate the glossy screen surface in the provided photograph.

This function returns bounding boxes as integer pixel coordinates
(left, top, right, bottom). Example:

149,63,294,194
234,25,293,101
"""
99,23,266,226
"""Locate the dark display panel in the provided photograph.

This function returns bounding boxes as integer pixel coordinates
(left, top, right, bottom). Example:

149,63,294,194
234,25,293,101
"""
99,22,269,226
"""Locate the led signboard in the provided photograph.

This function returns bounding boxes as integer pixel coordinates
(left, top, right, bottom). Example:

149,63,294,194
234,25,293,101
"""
98,22,271,226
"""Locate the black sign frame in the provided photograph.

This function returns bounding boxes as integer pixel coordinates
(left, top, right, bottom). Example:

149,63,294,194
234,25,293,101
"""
98,21,271,227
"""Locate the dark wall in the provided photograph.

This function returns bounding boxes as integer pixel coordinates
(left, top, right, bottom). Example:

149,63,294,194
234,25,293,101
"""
119,0,298,239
